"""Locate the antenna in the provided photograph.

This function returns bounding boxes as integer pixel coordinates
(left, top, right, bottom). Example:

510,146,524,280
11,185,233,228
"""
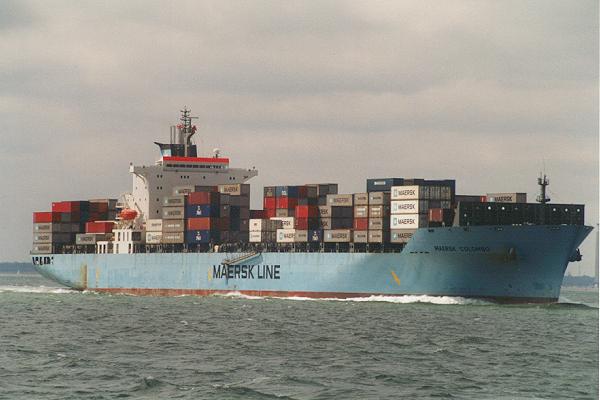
536,172,550,204
178,107,199,156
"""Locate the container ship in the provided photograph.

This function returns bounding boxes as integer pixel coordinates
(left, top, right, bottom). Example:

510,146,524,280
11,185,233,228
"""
31,108,592,303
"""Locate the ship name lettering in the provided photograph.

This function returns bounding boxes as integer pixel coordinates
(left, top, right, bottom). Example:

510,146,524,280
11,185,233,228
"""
212,264,280,279
434,245,456,252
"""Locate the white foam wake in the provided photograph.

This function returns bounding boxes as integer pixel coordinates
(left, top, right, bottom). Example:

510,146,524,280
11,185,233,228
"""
217,292,490,305
0,285,74,294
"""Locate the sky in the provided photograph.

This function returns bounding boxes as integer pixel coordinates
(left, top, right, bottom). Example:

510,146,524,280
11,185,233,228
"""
1,1,598,275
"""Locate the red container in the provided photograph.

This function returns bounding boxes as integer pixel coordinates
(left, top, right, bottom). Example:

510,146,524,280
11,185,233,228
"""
188,192,220,206
250,209,266,219
295,205,318,218
264,208,276,218
263,197,276,209
89,202,109,213
297,186,308,198
52,201,82,213
65,212,81,222
85,221,114,234
33,212,61,223
276,197,298,209
428,208,444,222
187,217,217,230
353,218,369,230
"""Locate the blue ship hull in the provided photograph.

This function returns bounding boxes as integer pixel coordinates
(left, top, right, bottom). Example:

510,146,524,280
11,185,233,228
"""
32,225,592,303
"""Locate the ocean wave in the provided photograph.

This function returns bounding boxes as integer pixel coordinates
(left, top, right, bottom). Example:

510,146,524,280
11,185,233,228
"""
0,285,74,294
217,292,491,305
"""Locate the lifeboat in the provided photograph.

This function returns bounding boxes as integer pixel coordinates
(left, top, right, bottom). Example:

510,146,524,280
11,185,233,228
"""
119,209,138,220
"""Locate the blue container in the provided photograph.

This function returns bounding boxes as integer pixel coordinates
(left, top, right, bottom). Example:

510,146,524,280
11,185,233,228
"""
275,186,299,198
185,230,220,244
366,178,404,193
308,229,323,242
185,204,219,218
230,206,241,219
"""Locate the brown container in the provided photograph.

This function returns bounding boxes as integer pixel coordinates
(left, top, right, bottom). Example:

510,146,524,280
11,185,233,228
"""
353,193,369,206
162,231,185,243
162,219,185,233
369,205,390,218
327,194,353,207
368,230,389,243
353,230,368,243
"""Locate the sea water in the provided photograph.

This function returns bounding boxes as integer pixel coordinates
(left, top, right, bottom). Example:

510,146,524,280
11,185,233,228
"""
0,273,597,399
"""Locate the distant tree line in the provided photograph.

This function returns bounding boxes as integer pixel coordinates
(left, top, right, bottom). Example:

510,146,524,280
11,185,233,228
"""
0,262,36,273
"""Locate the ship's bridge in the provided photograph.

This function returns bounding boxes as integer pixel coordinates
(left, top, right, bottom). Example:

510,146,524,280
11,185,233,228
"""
160,156,230,171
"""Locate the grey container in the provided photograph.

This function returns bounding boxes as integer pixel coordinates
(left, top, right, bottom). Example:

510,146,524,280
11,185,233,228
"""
324,229,352,243
163,195,186,207
173,186,194,195
390,229,417,243
162,206,185,220
368,192,390,205
76,233,109,245
368,218,389,230
31,244,53,254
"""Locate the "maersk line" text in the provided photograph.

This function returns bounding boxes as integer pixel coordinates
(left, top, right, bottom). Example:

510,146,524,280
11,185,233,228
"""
212,264,281,279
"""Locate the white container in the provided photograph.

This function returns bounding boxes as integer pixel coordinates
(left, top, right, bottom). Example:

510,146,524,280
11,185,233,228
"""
391,185,428,200
486,193,527,203
324,229,352,243
249,219,264,231
277,229,296,243
318,206,332,218
391,200,429,214
145,232,162,244
390,214,427,229
326,194,353,207
249,231,263,242
354,206,369,218
146,219,163,232
390,229,417,243
271,217,294,229
353,230,368,243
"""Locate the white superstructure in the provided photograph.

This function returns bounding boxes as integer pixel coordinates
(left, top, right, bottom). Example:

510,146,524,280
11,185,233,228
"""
124,108,258,220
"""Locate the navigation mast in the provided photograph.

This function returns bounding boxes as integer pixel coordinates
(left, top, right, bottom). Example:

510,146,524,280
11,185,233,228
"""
536,173,550,204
